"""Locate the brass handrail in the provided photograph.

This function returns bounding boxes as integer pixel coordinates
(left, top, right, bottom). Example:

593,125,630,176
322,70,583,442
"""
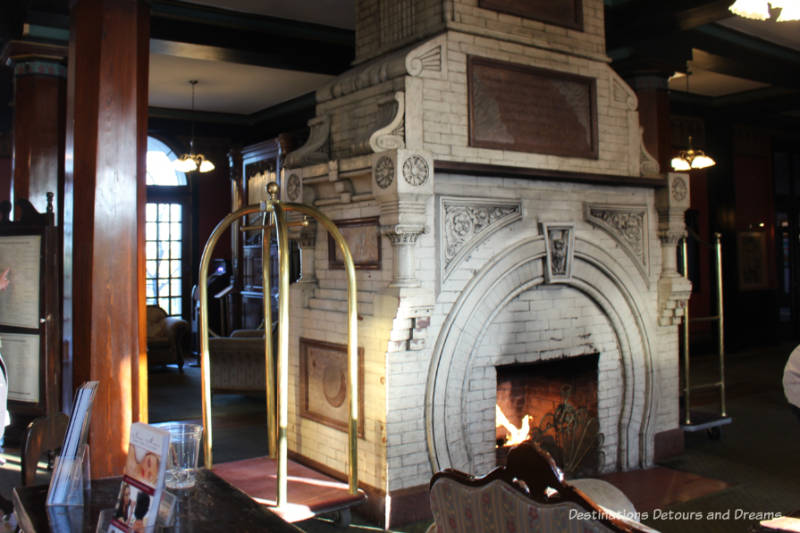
197,182,360,509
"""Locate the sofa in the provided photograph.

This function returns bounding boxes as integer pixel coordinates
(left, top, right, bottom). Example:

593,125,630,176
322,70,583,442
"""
208,326,275,395
428,441,658,533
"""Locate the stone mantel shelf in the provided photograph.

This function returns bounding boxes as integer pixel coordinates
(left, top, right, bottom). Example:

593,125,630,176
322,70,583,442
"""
434,160,667,189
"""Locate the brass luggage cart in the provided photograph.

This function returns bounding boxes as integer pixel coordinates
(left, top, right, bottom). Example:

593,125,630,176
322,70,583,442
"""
196,182,364,524
679,232,732,439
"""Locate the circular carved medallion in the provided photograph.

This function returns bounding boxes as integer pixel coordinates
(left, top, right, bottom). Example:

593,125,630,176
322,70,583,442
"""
672,176,688,202
286,173,301,201
403,155,429,186
323,365,346,408
375,156,394,189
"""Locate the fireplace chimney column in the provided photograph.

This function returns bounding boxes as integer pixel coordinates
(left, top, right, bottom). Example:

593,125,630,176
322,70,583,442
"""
656,173,692,326
371,149,433,288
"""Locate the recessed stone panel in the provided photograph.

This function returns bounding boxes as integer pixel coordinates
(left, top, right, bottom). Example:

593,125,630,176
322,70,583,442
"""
479,0,583,30
468,56,598,159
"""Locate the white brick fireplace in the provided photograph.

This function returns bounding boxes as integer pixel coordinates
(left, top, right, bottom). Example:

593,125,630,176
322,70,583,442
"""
279,0,692,526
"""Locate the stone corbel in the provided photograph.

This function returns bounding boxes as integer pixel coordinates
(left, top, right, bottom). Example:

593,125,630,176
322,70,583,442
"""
369,91,406,153
284,115,330,169
640,127,660,177
656,173,693,326
372,149,434,288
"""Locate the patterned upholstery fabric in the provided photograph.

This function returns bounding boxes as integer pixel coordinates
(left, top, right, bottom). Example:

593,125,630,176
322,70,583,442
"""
208,325,274,394
208,336,266,393
429,478,616,533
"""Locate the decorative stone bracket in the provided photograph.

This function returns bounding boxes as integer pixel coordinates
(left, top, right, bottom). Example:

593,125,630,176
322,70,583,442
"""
656,173,692,326
284,115,330,169
372,149,434,288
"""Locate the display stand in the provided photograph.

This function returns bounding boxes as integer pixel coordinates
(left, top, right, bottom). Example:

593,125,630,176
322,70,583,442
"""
0,196,62,444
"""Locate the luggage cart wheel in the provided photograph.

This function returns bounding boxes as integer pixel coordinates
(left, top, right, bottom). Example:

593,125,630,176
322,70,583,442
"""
333,509,351,528
707,426,721,440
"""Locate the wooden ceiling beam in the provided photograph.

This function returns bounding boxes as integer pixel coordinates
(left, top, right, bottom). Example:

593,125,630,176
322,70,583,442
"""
605,0,733,50
149,1,354,75
691,48,800,90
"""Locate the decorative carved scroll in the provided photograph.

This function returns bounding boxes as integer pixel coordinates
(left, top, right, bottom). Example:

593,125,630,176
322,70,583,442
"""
468,57,597,159
284,115,330,168
440,197,521,279
369,92,406,152
406,35,447,79
584,204,649,281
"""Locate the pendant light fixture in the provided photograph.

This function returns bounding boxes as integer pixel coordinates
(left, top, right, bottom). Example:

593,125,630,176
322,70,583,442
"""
173,80,215,174
729,0,800,21
670,68,716,172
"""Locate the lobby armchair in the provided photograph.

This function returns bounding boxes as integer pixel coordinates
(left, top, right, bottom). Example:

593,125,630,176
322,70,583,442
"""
146,305,189,371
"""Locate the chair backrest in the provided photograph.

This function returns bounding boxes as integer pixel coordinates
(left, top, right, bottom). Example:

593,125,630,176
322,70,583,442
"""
22,412,69,486
428,441,658,533
146,305,168,339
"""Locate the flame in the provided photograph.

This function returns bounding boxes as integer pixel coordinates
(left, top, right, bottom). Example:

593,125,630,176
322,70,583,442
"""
496,405,532,447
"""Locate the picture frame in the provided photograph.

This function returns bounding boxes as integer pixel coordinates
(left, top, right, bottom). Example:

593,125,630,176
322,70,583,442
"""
298,338,365,437
737,231,769,291
327,217,381,270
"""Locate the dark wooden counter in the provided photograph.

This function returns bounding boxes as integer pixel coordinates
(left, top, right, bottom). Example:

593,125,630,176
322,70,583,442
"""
13,468,302,532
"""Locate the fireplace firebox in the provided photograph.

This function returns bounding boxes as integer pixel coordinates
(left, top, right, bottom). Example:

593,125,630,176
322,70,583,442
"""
496,354,602,476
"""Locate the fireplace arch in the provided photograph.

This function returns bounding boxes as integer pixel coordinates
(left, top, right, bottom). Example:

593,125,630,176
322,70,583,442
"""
425,232,658,475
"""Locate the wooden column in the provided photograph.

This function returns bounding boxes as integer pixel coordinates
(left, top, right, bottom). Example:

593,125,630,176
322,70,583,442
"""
64,0,149,478
1,41,67,221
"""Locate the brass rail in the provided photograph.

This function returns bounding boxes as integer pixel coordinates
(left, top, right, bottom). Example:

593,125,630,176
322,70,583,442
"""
197,182,360,509
680,232,726,425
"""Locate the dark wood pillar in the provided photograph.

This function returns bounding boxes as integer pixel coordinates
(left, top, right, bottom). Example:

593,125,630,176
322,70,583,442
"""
64,0,149,478
1,42,67,221
626,72,672,173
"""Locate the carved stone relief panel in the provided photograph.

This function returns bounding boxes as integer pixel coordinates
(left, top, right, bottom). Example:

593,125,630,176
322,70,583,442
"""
584,204,649,281
440,197,522,279
541,222,576,283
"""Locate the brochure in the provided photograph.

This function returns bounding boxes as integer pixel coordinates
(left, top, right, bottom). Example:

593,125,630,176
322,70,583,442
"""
108,423,170,533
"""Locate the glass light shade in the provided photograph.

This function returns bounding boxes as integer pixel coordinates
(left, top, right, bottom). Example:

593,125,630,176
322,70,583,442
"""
776,0,800,20
690,153,716,169
729,0,771,19
198,157,215,173
670,156,692,171
173,155,197,173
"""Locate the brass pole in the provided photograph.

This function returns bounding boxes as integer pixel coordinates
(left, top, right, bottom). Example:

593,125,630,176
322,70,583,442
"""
261,209,277,458
267,184,291,507
283,201,359,495
715,233,727,417
681,237,691,425
198,205,263,469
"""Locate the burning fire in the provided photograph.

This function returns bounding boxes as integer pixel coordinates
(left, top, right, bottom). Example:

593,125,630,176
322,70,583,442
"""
495,405,532,447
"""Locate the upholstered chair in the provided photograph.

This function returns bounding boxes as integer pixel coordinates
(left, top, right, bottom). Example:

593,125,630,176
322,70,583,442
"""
146,305,189,371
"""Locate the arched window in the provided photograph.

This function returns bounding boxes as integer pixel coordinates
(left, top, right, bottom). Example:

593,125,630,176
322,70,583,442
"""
146,136,189,317
146,137,187,186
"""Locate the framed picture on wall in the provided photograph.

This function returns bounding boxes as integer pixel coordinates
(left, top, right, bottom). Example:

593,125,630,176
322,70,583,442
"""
298,338,365,437
737,231,769,291
328,217,381,270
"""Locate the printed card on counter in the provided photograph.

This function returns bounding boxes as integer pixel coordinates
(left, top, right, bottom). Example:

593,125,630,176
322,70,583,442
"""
108,423,170,533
